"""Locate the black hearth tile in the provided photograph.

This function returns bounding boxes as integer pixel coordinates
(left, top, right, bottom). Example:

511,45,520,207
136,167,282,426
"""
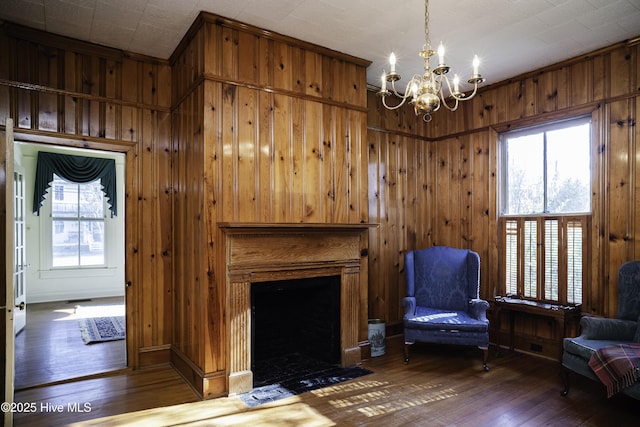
240,353,373,408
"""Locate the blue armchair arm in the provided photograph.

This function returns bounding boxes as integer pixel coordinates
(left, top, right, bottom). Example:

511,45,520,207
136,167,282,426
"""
469,298,489,322
403,296,416,317
579,316,637,341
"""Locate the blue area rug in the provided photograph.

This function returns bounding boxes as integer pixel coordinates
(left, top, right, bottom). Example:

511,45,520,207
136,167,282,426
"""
79,316,126,344
238,354,372,407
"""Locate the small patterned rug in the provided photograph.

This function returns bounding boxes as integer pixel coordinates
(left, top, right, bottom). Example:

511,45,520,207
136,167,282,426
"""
79,316,126,344
238,354,372,407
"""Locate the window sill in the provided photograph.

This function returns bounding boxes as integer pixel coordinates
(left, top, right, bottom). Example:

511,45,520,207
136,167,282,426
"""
39,267,117,280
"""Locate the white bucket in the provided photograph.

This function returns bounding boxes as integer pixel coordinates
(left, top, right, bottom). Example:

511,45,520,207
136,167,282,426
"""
368,319,386,357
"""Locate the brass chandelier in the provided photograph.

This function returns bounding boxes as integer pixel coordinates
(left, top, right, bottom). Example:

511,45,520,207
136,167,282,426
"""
377,0,485,122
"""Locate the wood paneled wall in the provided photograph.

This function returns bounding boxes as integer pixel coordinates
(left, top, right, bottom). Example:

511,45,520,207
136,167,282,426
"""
170,13,370,398
0,23,173,368
367,37,640,337
2,10,637,391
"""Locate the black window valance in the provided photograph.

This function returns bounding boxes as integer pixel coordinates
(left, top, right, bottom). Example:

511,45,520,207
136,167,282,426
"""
33,151,118,217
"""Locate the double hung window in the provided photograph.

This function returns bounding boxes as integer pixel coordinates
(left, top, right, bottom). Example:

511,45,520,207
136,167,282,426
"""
499,117,591,305
50,174,105,267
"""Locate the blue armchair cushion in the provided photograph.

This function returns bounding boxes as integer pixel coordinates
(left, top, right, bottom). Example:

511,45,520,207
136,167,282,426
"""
405,306,488,333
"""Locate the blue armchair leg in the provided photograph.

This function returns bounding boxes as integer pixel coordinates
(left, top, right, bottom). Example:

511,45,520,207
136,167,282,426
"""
560,366,570,396
481,347,489,372
404,342,413,364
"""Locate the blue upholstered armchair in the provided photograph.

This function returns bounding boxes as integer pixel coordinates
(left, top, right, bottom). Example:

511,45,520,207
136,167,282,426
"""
561,261,640,399
403,246,490,371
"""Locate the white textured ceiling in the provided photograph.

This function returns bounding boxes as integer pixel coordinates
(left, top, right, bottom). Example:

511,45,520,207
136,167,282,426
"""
1,0,639,91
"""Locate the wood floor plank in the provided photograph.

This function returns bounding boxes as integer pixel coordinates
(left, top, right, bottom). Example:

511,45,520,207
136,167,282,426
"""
14,337,638,427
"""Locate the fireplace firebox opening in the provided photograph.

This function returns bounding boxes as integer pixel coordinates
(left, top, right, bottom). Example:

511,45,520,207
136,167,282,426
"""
251,275,341,385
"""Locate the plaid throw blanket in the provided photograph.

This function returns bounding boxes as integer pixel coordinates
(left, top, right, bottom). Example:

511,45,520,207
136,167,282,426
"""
588,343,640,398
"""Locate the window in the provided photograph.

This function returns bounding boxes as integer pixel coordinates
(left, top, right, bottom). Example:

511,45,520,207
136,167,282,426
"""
499,117,591,305
54,184,64,200
51,174,105,267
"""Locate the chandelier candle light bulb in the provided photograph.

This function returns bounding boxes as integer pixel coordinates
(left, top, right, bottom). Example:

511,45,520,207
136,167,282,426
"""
437,42,445,66
377,0,485,122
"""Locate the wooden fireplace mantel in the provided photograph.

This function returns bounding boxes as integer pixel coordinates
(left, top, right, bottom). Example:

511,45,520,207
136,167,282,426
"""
218,222,377,231
218,222,374,395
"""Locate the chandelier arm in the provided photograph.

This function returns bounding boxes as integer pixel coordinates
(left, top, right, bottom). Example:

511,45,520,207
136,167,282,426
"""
438,88,460,112
389,79,411,99
389,75,424,99
434,75,458,111
381,95,409,111
459,82,480,100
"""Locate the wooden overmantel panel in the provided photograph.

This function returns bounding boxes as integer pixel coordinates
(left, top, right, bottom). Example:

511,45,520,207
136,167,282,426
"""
221,223,367,278
219,223,373,395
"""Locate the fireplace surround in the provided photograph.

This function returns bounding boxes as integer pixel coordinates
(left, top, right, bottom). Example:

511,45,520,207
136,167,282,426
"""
220,223,371,395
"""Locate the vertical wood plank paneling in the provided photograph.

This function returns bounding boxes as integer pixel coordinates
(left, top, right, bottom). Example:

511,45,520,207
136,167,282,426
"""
367,130,382,317
356,111,369,224
556,66,570,111
610,47,632,98
631,95,640,259
332,107,348,223
291,46,305,95
292,97,305,221
305,50,323,98
221,83,237,221
607,100,633,315
221,27,238,81
273,40,291,92
236,86,256,222
140,107,157,347
258,91,273,222
273,94,292,222
386,134,400,324
303,100,322,222
238,31,257,84
323,104,336,222
593,54,607,102
570,60,592,106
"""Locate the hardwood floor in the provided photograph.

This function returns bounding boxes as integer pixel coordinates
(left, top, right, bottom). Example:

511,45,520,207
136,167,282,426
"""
14,297,126,389
14,336,637,426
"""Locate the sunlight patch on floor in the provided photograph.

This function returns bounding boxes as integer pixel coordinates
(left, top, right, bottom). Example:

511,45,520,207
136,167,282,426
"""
54,304,125,321
355,382,458,418
67,396,335,427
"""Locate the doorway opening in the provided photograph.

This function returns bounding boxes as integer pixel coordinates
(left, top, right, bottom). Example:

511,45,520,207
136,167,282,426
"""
13,142,126,389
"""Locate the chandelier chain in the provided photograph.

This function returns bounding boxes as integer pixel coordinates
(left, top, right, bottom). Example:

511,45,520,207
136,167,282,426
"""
424,0,431,51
